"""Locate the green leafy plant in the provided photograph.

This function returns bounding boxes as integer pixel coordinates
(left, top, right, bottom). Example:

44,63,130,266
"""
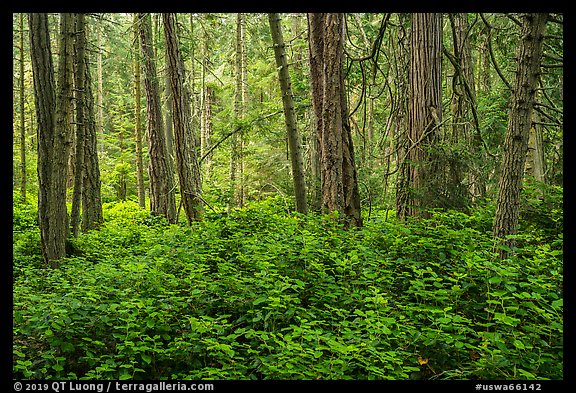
13,195,562,380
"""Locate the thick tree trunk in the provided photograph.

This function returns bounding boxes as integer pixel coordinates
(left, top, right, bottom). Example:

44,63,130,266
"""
268,13,308,214
493,13,548,258
396,13,443,220
137,13,177,223
307,13,362,228
307,14,324,213
163,13,204,224
29,13,73,267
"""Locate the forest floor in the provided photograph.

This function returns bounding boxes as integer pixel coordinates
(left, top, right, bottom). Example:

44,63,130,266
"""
13,191,563,380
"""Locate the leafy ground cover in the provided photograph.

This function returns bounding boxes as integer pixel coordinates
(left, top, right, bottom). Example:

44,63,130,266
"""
13,193,563,380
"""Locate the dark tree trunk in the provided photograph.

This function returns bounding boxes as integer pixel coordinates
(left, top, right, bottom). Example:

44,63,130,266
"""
29,13,73,267
132,14,146,209
163,13,203,224
137,13,177,223
307,13,362,228
394,13,411,220
493,13,548,259
70,13,86,237
80,14,103,232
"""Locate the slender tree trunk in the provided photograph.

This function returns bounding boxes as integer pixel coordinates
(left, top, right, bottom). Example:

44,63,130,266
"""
202,85,214,172
81,16,104,232
163,12,203,224
268,13,308,214
307,13,362,228
19,13,27,201
230,13,248,210
70,13,86,237
137,12,177,223
96,16,104,153
29,13,73,267
525,96,546,187
449,12,477,208
163,47,175,175
493,13,548,258
396,13,443,220
189,14,202,162
240,14,248,207
394,13,411,220
290,14,322,211
477,23,492,95
132,14,146,209
200,18,211,172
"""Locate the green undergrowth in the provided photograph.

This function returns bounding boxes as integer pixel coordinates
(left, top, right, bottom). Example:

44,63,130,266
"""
13,194,563,380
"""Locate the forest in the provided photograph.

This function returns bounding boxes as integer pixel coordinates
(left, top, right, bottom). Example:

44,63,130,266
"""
13,13,563,381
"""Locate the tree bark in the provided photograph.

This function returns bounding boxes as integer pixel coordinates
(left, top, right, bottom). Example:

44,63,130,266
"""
268,13,308,214
80,15,104,232
396,13,443,220
163,13,204,224
394,13,411,220
449,13,479,207
493,13,548,258
132,14,146,209
230,13,248,210
19,13,27,201
137,13,177,223
70,13,86,237
200,17,213,176
29,13,73,267
307,13,362,228
96,16,104,153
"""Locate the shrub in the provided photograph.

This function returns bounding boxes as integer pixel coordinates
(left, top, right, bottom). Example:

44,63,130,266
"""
13,197,563,380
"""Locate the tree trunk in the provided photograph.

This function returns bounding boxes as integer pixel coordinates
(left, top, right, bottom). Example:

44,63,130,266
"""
70,13,86,237
132,14,146,209
230,13,247,210
493,13,548,258
200,17,213,176
477,23,492,95
19,13,27,201
96,16,104,153
307,13,362,228
268,13,308,214
449,13,478,207
29,13,73,267
396,13,443,220
137,12,177,223
202,85,214,171
394,13,411,220
163,12,204,224
525,99,546,187
163,48,175,175
80,16,104,232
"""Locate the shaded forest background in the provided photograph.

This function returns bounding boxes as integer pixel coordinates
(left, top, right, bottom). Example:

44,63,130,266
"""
13,13,563,222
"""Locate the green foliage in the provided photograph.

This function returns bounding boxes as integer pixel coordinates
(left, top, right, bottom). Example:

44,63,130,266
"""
13,192,43,271
13,195,562,380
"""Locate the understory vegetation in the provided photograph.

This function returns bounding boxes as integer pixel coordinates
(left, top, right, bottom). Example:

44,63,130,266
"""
13,191,563,380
